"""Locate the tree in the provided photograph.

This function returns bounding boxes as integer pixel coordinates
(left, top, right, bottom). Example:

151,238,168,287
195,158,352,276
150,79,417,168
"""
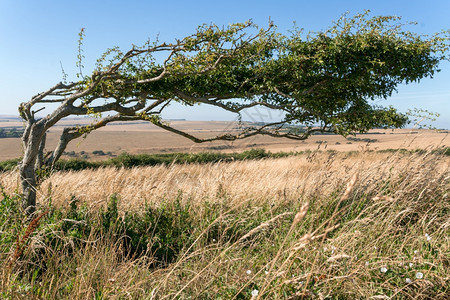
19,12,449,214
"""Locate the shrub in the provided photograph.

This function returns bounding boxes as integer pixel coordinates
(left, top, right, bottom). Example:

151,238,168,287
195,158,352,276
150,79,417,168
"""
92,150,106,156
0,158,20,172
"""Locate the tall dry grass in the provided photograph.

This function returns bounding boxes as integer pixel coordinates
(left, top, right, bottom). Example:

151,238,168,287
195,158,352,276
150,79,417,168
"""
1,149,449,299
3,151,447,211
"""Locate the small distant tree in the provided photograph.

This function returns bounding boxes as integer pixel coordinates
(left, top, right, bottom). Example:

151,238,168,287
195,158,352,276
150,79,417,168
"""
19,12,449,214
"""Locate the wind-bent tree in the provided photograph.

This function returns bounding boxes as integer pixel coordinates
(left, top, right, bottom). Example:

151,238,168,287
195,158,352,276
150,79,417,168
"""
19,12,449,214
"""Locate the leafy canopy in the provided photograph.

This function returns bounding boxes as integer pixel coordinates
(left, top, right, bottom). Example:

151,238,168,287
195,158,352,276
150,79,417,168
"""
70,12,447,138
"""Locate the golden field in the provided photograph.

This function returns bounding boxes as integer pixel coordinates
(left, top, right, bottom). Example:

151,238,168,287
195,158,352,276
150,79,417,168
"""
0,150,448,211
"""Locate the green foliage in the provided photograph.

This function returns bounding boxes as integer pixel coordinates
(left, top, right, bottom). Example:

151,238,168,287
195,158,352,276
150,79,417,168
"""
347,137,378,143
443,147,450,156
0,128,24,138
92,150,106,156
0,188,295,272
53,158,99,171
52,149,290,171
76,28,85,79
100,194,119,232
406,108,441,129
0,189,25,250
78,11,448,138
0,158,20,171
260,11,445,135
126,193,194,264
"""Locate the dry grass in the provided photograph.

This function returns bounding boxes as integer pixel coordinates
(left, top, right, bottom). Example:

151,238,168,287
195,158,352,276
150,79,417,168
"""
4,150,447,211
1,149,449,299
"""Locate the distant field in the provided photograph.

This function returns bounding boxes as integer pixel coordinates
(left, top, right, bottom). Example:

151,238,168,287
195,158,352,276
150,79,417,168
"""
0,119,448,160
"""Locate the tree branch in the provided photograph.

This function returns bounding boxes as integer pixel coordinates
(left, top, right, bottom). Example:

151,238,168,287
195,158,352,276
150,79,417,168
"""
149,118,328,143
29,82,78,105
174,90,284,112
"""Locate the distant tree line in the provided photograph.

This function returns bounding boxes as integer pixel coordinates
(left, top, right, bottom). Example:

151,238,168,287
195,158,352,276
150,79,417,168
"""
0,128,24,138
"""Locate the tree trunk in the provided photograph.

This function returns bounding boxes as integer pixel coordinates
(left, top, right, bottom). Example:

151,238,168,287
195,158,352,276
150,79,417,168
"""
46,128,74,168
35,132,46,171
20,122,46,215
20,161,37,215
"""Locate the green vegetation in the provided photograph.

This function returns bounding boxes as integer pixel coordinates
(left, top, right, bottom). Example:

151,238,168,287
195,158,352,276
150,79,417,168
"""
1,147,449,173
346,137,379,143
0,159,21,172
0,149,294,172
0,128,23,138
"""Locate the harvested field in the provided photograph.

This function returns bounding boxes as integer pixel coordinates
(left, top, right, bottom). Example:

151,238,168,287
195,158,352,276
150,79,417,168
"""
0,119,448,161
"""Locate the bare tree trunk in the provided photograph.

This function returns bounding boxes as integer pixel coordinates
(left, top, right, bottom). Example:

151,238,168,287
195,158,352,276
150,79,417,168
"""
20,122,46,215
35,132,46,171
46,128,76,168
20,161,37,215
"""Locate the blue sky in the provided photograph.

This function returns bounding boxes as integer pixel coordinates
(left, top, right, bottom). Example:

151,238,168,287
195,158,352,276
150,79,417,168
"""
1,0,449,128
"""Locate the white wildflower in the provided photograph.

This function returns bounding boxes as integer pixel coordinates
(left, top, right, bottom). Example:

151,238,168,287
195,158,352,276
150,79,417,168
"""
415,272,424,279
251,289,259,297
409,263,414,268
380,267,388,273
246,270,252,275
405,278,412,284
425,233,431,241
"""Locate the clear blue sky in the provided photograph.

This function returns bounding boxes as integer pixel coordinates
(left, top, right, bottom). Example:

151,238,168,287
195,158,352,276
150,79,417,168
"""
1,0,449,128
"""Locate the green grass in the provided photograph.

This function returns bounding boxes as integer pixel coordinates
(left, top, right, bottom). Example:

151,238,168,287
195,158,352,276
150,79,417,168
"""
0,158,21,172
